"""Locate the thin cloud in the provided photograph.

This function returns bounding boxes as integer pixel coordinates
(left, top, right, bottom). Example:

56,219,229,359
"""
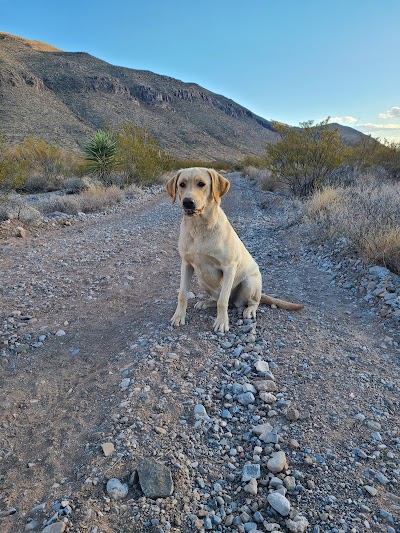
357,123,400,132
378,106,400,119
329,116,358,124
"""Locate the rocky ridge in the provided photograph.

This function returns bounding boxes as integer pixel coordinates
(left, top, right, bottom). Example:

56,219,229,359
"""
0,32,364,157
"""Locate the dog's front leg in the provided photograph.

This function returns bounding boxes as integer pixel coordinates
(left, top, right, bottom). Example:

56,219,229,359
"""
214,265,236,333
171,260,194,326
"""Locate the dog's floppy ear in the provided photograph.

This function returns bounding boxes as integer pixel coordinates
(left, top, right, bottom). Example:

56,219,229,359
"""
207,169,230,203
166,171,181,203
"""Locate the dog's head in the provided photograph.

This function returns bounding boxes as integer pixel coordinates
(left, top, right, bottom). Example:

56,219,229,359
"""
166,167,230,216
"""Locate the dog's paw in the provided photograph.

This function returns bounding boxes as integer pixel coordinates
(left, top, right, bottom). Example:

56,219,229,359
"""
213,315,229,333
171,309,186,326
243,305,257,319
194,300,216,310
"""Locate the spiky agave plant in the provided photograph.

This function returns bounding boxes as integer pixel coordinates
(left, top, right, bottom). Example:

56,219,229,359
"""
83,130,118,185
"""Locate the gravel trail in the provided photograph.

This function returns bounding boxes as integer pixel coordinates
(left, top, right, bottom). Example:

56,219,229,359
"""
0,174,399,533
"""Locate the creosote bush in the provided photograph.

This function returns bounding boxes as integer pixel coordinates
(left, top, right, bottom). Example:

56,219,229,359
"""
116,122,170,185
0,135,26,195
265,119,346,197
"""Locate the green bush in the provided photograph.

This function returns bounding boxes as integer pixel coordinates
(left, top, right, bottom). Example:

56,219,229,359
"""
346,135,400,181
116,122,170,185
0,135,27,195
265,119,347,197
15,137,66,179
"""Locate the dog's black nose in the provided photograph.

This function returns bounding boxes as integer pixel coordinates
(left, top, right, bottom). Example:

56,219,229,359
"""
183,198,195,209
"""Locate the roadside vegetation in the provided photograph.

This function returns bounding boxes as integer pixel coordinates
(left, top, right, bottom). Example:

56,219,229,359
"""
0,122,230,222
240,119,400,274
2,117,399,275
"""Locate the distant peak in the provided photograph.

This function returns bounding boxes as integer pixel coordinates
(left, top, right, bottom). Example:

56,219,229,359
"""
0,32,62,52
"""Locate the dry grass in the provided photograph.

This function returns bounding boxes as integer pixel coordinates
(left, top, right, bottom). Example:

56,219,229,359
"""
0,33,62,52
35,186,124,215
242,166,284,192
361,227,400,275
306,186,345,219
304,179,400,274
22,174,65,193
0,195,43,224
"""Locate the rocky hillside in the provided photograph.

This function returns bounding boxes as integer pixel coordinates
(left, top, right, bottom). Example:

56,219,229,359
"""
0,33,363,160
0,33,277,159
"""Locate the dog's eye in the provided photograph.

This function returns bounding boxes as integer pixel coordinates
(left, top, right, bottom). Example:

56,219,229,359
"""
179,182,186,188
198,182,205,187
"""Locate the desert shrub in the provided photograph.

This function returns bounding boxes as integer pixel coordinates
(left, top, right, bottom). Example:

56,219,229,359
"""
6,137,85,192
242,166,284,192
265,119,347,197
242,165,261,180
346,135,400,180
63,176,100,194
305,186,345,219
14,137,66,179
360,226,400,275
79,186,124,212
35,186,124,215
116,122,170,185
234,154,266,170
83,130,118,185
22,174,66,193
0,135,27,195
0,195,43,224
36,195,80,215
304,181,400,274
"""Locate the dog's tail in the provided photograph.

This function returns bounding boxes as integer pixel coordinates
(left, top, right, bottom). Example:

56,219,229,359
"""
260,293,304,311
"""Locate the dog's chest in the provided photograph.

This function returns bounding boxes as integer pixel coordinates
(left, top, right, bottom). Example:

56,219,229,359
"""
179,227,226,267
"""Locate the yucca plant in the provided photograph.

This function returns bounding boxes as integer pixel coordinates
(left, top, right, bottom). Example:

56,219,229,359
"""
83,130,118,185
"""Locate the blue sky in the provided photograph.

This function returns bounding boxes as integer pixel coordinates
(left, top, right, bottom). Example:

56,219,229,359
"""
2,0,400,142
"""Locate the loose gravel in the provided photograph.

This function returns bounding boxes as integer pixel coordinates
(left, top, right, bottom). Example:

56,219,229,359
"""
0,175,399,532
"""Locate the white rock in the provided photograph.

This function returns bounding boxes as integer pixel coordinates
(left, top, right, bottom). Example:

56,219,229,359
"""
267,451,287,473
194,404,208,417
101,442,115,457
254,380,277,392
106,478,129,500
255,360,269,373
252,422,273,436
237,392,255,405
41,523,67,533
267,491,291,516
286,515,309,533
259,392,277,403
244,478,258,495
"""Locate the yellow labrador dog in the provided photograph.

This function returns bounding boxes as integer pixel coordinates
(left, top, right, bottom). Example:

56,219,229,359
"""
166,168,303,332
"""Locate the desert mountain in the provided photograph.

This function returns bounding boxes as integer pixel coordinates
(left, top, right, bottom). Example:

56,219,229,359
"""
0,33,363,159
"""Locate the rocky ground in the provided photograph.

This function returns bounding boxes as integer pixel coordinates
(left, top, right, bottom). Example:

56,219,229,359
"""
0,174,399,533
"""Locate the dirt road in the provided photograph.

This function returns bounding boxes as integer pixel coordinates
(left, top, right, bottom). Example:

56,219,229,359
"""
0,174,399,532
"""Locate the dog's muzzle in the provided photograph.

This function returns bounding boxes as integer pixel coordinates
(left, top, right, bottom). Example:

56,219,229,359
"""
182,197,196,216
